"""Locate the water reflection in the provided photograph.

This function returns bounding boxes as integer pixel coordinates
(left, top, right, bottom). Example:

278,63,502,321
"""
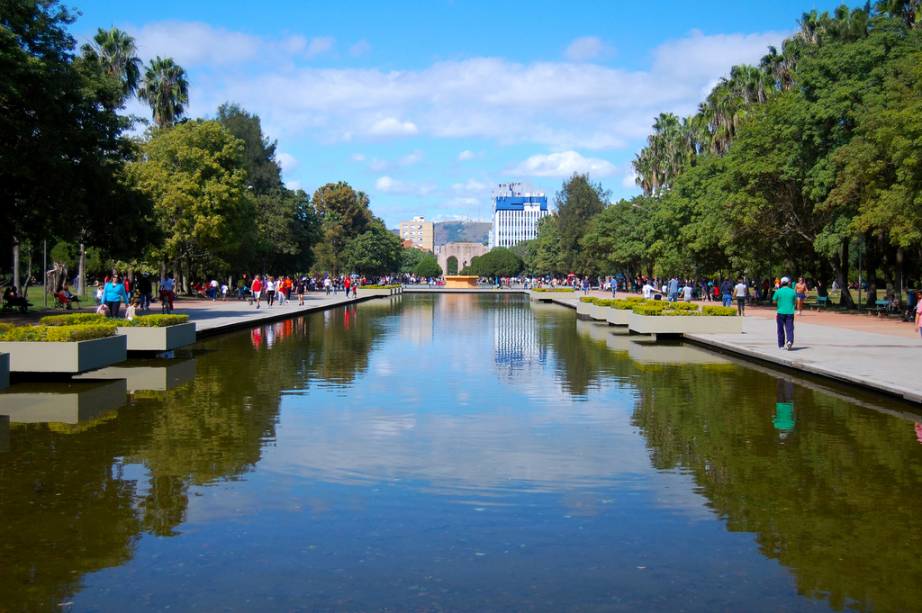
0,294,920,611
0,379,127,426
76,358,197,392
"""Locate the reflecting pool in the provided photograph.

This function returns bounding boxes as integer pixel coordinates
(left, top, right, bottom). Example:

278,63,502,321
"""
2,294,922,611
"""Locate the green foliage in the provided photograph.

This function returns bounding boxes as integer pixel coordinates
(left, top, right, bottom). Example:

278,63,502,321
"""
413,253,442,278
341,220,402,275
467,247,523,278
591,298,615,306
138,56,189,128
0,323,14,334
531,287,575,292
312,182,374,274
361,284,400,289
670,302,700,311
0,324,116,342
701,305,739,316
579,296,594,303
610,300,636,310
127,314,190,327
556,174,609,273
631,303,669,315
40,313,108,326
526,216,564,275
127,120,252,271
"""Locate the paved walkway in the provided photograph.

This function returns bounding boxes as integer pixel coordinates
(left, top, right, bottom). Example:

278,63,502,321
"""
174,293,376,336
541,293,922,403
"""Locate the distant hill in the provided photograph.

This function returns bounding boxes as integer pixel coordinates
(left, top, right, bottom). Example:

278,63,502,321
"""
434,221,490,245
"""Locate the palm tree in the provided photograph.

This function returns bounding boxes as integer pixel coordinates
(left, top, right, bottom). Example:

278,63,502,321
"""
876,0,921,29
138,57,189,128
81,27,142,103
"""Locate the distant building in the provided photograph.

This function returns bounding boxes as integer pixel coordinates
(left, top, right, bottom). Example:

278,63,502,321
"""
399,216,434,252
488,183,549,249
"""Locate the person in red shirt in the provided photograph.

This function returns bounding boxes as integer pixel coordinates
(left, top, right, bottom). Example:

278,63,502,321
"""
344,277,351,298
250,275,263,309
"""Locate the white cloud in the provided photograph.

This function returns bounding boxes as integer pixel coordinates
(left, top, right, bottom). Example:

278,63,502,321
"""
457,150,476,161
306,36,335,57
451,179,489,192
351,153,366,161
132,21,262,66
621,170,638,188
375,176,398,191
276,152,297,173
369,117,419,136
369,158,389,171
508,151,616,178
285,179,302,191
400,150,423,166
564,36,612,62
349,39,371,57
653,29,788,81
374,176,435,196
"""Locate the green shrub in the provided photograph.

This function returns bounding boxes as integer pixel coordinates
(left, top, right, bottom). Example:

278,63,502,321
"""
126,314,190,327
610,300,635,310
0,323,14,334
0,324,116,342
631,304,669,315
592,298,615,307
361,284,400,289
669,302,700,311
532,287,575,292
40,313,107,326
579,296,594,303
625,295,645,302
658,310,701,317
701,305,738,317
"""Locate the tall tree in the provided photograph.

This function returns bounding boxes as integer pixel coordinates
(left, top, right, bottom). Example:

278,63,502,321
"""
555,174,608,272
138,57,189,128
312,182,373,274
80,27,141,103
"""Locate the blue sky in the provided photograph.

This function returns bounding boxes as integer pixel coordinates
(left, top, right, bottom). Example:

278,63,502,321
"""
73,0,845,227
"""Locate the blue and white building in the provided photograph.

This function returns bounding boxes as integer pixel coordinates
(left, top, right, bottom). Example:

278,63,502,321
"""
488,183,549,249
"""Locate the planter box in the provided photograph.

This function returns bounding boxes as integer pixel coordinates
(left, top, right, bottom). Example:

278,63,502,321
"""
628,312,743,336
0,335,127,374
605,308,632,326
75,357,196,392
359,288,392,298
589,303,609,321
116,322,196,352
0,353,8,390
576,300,593,319
0,379,127,424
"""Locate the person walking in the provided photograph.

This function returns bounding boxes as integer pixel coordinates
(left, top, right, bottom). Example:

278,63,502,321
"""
773,276,797,350
668,276,679,302
266,276,276,307
795,277,808,315
733,277,748,316
914,290,922,340
159,274,175,313
720,278,734,307
102,273,129,318
250,275,263,309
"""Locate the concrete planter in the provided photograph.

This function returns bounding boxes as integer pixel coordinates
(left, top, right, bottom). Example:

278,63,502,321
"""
0,353,8,390
529,290,575,302
605,308,632,326
589,303,609,321
628,312,743,336
359,288,392,298
116,322,197,352
576,300,593,319
0,379,127,425
0,335,127,374
76,358,196,392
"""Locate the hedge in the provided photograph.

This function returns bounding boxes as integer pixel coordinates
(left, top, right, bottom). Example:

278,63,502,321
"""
531,287,575,292
0,324,116,342
701,305,738,317
579,296,595,303
361,284,400,289
631,304,669,315
625,295,645,302
126,314,190,327
668,302,700,311
0,323,13,334
591,298,615,307
610,300,636,310
40,313,108,326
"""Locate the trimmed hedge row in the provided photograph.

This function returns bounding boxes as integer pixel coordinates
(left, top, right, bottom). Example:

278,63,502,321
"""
701,305,738,316
579,296,594,303
40,313,107,326
0,324,116,342
126,314,190,327
531,287,575,293
362,284,400,289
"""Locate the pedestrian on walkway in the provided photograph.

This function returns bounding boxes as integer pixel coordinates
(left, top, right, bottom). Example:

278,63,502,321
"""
914,290,922,339
795,277,808,315
102,273,129,318
720,278,734,307
773,276,797,350
250,275,263,309
734,277,748,315
266,276,276,307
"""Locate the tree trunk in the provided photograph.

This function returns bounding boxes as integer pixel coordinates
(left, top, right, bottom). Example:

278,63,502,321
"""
78,241,86,297
864,235,878,307
835,239,855,308
12,239,20,291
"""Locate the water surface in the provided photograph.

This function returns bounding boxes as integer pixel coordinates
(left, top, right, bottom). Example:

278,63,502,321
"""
2,294,921,611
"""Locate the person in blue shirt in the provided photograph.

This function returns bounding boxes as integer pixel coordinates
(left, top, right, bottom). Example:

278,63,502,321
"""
102,273,130,318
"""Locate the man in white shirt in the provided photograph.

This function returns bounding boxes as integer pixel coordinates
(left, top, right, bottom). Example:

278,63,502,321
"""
642,281,654,299
733,278,748,315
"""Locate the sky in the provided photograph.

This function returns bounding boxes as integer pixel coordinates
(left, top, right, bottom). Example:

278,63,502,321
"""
72,0,845,227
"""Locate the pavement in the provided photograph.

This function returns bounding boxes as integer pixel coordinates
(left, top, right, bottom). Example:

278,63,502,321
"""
543,292,922,404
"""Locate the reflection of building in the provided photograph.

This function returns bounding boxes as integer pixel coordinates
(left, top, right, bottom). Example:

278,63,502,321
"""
436,242,488,275
400,302,434,346
488,182,549,248
493,301,544,376
399,216,434,252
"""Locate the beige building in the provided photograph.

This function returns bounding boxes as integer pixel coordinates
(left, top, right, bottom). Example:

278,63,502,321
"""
399,216,434,252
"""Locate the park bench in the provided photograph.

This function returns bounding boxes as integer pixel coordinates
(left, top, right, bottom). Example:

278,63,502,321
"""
812,296,830,310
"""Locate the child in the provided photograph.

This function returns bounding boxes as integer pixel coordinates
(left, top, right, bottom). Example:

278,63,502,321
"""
96,302,110,317
124,299,138,321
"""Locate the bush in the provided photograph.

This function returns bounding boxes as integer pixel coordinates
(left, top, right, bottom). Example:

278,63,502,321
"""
579,296,595,303
669,302,700,311
40,313,107,326
0,323,14,334
532,287,575,293
592,298,615,307
631,303,669,315
610,300,635,310
701,305,738,316
361,284,400,289
126,314,190,327
625,295,645,302
0,324,116,342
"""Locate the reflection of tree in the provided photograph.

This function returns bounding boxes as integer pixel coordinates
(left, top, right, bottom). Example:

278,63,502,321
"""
0,300,396,609
0,422,142,611
631,365,922,611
